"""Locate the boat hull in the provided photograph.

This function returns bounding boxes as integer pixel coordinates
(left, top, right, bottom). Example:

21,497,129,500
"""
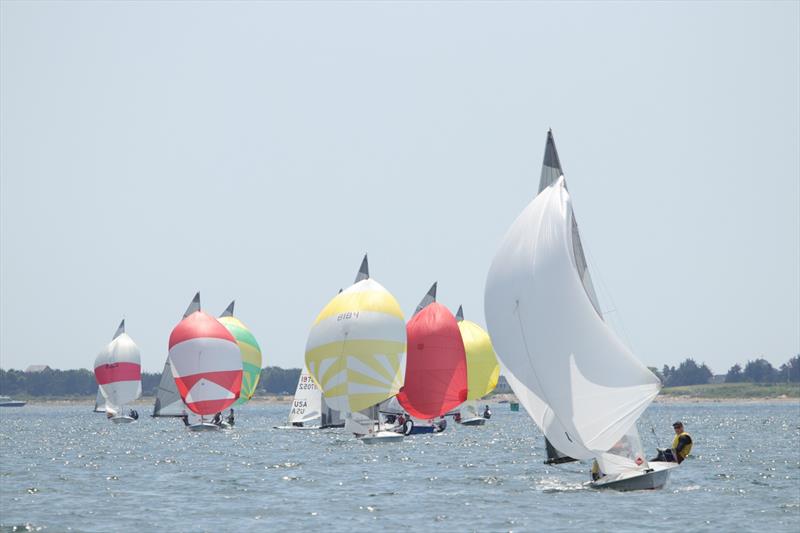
188,422,221,432
360,431,404,444
0,401,26,407
110,416,136,424
459,417,486,426
273,425,321,431
590,462,677,491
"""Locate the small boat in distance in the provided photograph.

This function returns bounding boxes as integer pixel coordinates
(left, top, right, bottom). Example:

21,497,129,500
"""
274,368,343,430
0,396,26,407
454,305,499,427
93,319,143,424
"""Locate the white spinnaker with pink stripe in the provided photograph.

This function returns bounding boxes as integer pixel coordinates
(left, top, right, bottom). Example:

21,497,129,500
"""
94,320,142,415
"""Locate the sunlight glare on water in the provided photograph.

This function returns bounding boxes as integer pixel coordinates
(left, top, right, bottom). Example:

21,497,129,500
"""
0,402,798,532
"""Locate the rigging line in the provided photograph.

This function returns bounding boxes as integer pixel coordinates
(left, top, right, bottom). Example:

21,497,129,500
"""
581,236,637,354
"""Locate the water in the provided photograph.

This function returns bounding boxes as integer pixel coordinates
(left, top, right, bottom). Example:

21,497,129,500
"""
1,401,798,532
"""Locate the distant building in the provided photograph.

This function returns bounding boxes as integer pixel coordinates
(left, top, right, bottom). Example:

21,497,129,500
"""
25,365,51,373
709,374,726,384
494,375,513,394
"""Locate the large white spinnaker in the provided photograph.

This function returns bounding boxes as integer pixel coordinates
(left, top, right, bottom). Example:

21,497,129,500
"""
484,175,660,473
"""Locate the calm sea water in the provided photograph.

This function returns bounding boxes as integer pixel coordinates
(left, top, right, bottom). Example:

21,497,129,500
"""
1,401,798,532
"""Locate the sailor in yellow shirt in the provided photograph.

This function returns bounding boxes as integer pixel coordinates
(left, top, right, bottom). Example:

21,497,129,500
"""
653,421,693,463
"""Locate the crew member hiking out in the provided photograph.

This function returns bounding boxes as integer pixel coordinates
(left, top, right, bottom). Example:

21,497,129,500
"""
652,421,693,463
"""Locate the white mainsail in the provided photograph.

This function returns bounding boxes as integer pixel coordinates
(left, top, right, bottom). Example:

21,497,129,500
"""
288,369,323,425
93,388,106,413
152,358,187,417
485,135,660,476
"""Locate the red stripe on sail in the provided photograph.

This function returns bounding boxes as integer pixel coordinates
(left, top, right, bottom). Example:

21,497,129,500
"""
94,362,141,385
169,311,236,349
186,398,241,415
397,302,468,419
174,369,242,415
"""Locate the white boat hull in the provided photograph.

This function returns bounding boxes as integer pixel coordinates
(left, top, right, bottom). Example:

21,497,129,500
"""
110,416,136,424
590,461,678,491
360,431,404,444
273,425,321,430
459,417,487,426
188,422,221,432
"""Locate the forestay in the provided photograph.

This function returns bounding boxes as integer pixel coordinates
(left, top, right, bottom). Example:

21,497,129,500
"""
484,176,659,471
93,320,142,415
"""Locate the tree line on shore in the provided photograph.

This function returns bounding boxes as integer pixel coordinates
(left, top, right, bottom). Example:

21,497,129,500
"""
650,354,800,387
0,366,303,398
2,354,798,397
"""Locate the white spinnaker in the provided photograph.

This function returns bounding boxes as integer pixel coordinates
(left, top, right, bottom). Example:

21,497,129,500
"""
288,369,323,424
94,334,142,414
484,177,660,464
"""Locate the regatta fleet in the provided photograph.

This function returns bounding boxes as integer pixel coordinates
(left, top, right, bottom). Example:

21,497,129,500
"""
88,130,687,490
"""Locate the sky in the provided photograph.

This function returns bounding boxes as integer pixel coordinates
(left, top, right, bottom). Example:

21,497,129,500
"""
1,1,798,375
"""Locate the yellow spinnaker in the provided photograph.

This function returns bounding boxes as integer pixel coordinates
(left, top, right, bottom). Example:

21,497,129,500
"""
458,319,500,400
305,279,406,413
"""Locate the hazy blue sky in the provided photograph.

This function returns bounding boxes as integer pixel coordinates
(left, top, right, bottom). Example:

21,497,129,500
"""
1,1,798,375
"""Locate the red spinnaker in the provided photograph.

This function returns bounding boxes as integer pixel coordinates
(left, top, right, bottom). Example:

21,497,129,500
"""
397,302,467,419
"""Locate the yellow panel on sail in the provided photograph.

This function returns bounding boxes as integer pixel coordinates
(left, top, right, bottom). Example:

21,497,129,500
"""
305,279,406,413
458,319,500,400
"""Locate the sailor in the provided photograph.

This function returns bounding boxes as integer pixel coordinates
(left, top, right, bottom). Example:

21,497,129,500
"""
670,421,692,464
212,412,222,426
435,417,447,432
130,409,139,420
483,405,492,419
226,409,235,426
652,421,693,463
591,459,604,481
454,412,462,423
180,414,190,426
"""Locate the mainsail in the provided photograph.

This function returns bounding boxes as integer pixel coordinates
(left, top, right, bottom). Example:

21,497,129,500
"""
152,358,186,417
168,293,243,416
218,301,263,405
288,368,323,425
397,283,467,419
455,305,500,401
93,319,142,415
484,132,660,475
93,388,106,413
305,255,406,419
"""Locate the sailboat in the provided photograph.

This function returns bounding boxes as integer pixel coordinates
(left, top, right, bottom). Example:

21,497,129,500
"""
397,283,467,434
168,293,243,431
305,254,406,444
454,305,499,426
218,301,263,407
93,388,106,413
274,367,344,430
484,130,677,491
151,358,188,418
93,320,142,423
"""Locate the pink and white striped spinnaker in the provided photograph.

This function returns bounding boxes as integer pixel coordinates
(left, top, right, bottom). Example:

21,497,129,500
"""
94,320,142,415
168,293,243,416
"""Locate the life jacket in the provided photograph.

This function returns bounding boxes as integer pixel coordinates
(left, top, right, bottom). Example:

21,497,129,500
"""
672,432,693,462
